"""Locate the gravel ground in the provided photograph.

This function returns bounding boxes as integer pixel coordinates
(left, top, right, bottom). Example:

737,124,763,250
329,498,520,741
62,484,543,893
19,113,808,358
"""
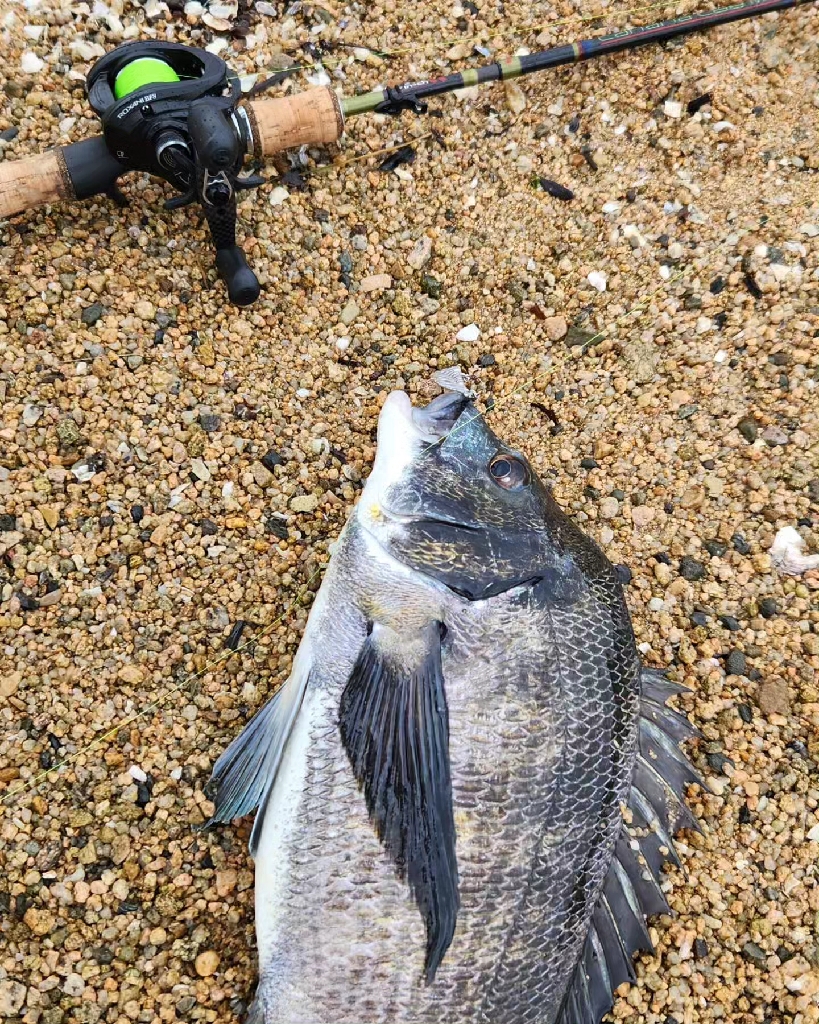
1,0,819,1021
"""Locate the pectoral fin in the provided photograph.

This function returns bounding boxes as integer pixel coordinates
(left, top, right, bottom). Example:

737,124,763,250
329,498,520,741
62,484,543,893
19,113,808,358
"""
339,621,459,983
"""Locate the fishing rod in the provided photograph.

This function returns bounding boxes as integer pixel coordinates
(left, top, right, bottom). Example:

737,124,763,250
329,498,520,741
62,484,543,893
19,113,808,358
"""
0,0,812,305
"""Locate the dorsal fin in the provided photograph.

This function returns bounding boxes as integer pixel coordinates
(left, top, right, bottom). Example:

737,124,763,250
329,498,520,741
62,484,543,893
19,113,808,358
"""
555,667,701,1024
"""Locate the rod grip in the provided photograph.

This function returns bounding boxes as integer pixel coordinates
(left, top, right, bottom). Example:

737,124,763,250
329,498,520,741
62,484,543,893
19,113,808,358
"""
245,87,344,158
0,150,70,219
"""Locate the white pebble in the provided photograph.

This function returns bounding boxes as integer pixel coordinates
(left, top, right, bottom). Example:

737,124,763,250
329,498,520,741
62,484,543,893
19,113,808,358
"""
799,222,819,237
296,388,310,398
335,336,350,351
770,526,819,575
659,265,671,280
587,271,607,292
21,50,44,73
269,186,289,206
221,481,234,500
255,0,277,13
695,316,712,334
663,100,683,119
714,350,728,363
807,823,819,842
22,404,42,427
23,24,44,38
184,0,204,13
170,767,183,780
128,765,147,783
713,120,735,132
456,323,481,342
601,201,620,214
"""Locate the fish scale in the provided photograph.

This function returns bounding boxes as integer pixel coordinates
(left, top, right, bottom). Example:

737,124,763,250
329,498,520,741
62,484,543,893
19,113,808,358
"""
206,390,700,1024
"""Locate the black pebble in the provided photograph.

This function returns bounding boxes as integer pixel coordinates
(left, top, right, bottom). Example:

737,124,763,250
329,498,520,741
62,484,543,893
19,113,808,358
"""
93,947,115,965
732,534,751,555
743,274,763,299
154,329,165,345
261,449,284,473
664,501,675,514
713,312,727,330
742,941,767,965
537,178,574,202
610,489,625,501
739,804,752,824
265,517,289,540
726,649,747,675
199,413,220,433
701,459,716,470
478,354,496,367
787,739,809,758
759,598,778,619
339,251,353,274
99,515,114,529
654,552,671,565
679,556,706,581
81,302,105,325
130,505,144,524
615,564,632,585
135,780,153,808
720,615,741,632
737,417,758,443
707,751,734,773
691,611,708,627
225,621,247,651
687,92,712,115
738,703,753,723
18,593,38,611
199,519,218,536
748,667,762,681
693,938,709,959
0,514,16,531
703,539,727,557
567,115,581,133
580,457,598,470
39,749,52,769
777,946,794,964
118,899,141,914
584,485,600,500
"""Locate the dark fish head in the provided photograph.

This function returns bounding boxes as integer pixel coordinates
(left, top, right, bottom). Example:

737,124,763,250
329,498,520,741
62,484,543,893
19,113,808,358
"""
359,391,585,602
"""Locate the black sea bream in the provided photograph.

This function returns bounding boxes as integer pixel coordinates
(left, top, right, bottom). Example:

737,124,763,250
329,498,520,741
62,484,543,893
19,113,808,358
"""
207,389,701,1024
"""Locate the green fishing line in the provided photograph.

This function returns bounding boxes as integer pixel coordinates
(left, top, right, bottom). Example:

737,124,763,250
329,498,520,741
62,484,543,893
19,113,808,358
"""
114,57,180,99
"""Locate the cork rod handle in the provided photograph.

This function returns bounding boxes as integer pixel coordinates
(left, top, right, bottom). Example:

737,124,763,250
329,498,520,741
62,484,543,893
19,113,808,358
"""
245,87,344,158
0,150,70,220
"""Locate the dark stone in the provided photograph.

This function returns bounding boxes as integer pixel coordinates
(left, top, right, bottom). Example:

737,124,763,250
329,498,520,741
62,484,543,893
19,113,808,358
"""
726,649,747,675
564,326,596,348
610,489,625,501
154,329,165,345
117,899,141,914
703,539,727,557
615,564,632,585
18,593,38,611
744,273,763,299
678,403,698,420
99,515,114,529
339,251,353,274
93,947,115,965
199,413,220,432
713,311,727,330
135,780,152,808
421,274,442,299
39,749,52,769
742,941,767,965
787,739,809,758
0,126,20,142
583,485,600,500
738,703,753,723
777,946,794,964
739,804,752,824
707,752,734,773
808,479,819,502
732,533,751,555
260,449,284,473
265,516,289,540
478,354,496,368
759,598,778,619
664,501,675,514
580,458,598,470
748,667,762,681
81,303,105,325
737,417,758,443
769,352,789,366
626,188,637,203
720,615,741,632
130,505,144,524
654,552,671,565
0,513,16,531
199,519,218,536
679,556,706,581
701,459,716,470
693,938,709,959
567,114,581,133
691,611,708,627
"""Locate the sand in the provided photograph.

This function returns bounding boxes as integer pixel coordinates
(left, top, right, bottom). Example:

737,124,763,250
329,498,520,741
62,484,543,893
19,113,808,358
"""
0,0,818,1021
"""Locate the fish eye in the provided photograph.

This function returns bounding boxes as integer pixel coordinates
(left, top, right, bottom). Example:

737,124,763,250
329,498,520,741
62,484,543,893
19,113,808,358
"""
488,453,529,490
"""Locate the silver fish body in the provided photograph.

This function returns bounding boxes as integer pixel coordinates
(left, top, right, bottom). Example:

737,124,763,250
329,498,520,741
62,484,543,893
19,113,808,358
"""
208,390,700,1024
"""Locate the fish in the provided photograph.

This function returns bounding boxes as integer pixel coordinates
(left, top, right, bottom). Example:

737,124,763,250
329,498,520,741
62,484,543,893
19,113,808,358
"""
205,387,701,1024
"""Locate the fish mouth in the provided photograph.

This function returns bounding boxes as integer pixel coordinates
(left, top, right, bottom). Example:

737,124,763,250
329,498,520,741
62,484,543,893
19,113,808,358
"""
410,391,471,441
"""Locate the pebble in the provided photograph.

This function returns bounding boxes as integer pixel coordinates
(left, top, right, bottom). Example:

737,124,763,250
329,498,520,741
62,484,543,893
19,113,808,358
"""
757,678,790,716
679,556,705,581
544,316,567,341
421,274,442,299
21,50,44,72
504,80,527,114
456,323,481,342
340,299,360,325
22,403,42,426
587,271,607,292
81,302,104,325
664,100,683,118
407,236,433,270
0,981,26,1016
195,950,220,977
725,649,747,676
191,458,211,482
252,461,275,488
290,494,319,513
762,425,790,446
600,497,619,519
359,273,392,293
269,186,289,206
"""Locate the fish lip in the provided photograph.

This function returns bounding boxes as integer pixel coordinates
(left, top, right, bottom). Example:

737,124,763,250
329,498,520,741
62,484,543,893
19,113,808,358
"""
378,505,482,532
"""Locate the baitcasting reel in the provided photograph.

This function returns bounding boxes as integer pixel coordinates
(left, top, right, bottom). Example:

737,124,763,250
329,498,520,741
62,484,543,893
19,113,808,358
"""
86,41,265,305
